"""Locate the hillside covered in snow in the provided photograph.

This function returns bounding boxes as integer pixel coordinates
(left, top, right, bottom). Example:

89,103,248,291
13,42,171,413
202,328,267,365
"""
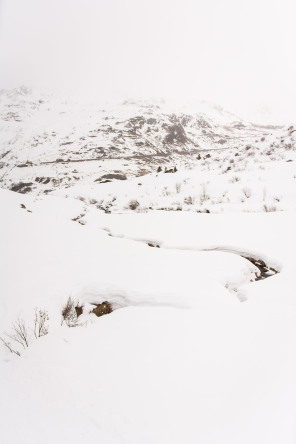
1,88,296,444
0,87,283,192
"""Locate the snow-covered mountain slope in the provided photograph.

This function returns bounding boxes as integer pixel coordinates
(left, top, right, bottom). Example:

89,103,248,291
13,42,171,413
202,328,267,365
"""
2,89,296,444
0,87,283,196
55,125,296,214
1,188,296,444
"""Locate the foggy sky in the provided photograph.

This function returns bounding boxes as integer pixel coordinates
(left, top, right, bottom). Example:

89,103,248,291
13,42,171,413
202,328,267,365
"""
0,0,296,123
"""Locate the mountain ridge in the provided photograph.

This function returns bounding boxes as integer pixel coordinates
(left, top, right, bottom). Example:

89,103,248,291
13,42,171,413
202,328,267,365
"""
0,88,284,195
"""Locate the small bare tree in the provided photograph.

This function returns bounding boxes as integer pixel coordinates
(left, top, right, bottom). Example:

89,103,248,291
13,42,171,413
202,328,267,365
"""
6,318,30,349
0,318,30,356
34,309,49,338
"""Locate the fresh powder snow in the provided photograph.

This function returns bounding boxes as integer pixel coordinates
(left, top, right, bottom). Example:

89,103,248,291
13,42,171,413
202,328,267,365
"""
1,90,296,444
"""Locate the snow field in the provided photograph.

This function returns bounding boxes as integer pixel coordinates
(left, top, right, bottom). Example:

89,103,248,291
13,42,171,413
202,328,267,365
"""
1,160,296,442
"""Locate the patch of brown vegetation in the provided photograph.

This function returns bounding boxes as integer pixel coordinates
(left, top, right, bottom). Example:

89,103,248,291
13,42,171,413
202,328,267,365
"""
91,302,113,317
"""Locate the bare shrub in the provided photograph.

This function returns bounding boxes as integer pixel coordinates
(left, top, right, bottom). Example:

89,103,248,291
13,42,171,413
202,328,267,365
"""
0,309,50,357
175,182,182,193
61,297,80,327
230,175,241,183
200,185,210,205
0,336,20,356
263,204,277,212
0,318,30,356
6,318,30,349
184,195,195,205
128,199,140,210
34,309,49,338
242,187,252,199
162,186,170,197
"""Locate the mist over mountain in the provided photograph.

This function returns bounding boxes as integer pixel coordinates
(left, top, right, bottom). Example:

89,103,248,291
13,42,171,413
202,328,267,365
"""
0,87,284,195
2,2,296,443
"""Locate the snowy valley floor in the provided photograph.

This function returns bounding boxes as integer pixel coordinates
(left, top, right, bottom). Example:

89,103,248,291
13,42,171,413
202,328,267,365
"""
1,189,296,443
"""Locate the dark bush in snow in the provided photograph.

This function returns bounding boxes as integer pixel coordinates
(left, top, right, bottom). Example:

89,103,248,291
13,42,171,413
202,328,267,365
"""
129,199,140,210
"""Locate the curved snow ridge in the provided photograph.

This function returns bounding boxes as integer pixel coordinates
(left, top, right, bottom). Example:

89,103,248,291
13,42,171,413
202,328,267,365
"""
72,283,193,312
199,245,281,274
154,243,281,281
107,227,282,280
72,276,241,315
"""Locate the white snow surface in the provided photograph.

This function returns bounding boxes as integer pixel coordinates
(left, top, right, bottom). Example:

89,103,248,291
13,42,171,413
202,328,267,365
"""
1,89,296,444
1,187,296,443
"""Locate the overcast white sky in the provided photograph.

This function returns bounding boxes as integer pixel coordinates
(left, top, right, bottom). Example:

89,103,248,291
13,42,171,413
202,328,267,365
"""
0,0,296,122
